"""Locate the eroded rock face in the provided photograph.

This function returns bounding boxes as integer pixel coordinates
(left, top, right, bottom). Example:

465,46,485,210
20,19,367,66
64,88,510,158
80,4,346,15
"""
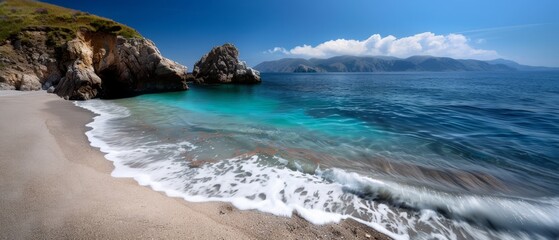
53,37,101,99
0,30,188,100
55,32,188,99
0,30,61,91
193,43,260,84
55,60,102,100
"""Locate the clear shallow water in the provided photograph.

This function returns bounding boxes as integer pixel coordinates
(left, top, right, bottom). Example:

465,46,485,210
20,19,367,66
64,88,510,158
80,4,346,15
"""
77,72,559,239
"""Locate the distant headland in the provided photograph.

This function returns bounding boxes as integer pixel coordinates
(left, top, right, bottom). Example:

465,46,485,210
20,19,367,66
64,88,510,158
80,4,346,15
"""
254,55,559,73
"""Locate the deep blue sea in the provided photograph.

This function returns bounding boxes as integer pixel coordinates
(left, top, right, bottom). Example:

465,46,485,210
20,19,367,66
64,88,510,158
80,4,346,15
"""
77,72,559,240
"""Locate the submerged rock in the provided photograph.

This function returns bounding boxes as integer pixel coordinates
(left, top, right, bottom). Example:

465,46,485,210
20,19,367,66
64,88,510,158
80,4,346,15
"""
193,43,260,84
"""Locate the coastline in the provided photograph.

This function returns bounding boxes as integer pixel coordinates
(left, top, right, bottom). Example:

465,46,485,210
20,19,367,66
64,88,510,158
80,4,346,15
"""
0,91,389,240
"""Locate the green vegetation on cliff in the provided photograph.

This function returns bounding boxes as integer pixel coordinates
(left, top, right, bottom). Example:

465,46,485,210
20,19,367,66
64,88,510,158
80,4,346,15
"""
0,0,141,44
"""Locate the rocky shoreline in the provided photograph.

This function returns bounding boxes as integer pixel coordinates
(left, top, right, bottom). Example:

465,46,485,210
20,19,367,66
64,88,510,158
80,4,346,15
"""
0,28,189,99
0,27,261,100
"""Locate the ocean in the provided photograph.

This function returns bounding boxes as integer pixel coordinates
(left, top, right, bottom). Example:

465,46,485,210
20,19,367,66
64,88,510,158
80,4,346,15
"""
76,72,559,239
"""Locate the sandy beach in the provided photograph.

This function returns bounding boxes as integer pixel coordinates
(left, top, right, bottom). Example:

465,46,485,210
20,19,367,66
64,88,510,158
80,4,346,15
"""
0,91,388,240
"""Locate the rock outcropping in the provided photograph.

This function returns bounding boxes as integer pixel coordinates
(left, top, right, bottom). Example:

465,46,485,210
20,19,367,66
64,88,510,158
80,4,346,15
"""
193,44,260,84
0,29,188,100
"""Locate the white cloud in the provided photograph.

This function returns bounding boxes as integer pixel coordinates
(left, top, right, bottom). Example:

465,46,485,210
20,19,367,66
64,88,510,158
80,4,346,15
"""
268,32,499,60
264,47,289,54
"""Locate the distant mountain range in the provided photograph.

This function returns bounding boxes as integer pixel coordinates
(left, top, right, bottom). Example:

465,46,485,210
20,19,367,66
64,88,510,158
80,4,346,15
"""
254,56,558,73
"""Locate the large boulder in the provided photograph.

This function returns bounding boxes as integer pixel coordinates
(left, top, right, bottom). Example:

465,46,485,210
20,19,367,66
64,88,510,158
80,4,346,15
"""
0,70,21,90
19,74,42,91
0,69,42,91
193,43,260,84
55,60,102,100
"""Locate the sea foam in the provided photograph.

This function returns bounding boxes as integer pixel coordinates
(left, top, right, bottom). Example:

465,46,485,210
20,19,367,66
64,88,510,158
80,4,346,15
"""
75,99,559,240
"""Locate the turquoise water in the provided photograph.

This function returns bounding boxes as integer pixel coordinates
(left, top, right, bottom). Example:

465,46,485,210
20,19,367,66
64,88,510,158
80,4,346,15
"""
78,72,559,240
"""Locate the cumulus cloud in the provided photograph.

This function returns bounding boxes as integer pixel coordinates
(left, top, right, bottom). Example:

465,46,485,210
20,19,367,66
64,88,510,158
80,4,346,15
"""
268,32,499,60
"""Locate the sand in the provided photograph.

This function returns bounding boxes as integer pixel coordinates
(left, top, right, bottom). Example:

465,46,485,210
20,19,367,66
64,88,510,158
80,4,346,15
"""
0,91,390,240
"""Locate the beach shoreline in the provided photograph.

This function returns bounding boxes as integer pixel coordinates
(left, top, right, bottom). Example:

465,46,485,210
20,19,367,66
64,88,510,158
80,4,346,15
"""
0,91,389,239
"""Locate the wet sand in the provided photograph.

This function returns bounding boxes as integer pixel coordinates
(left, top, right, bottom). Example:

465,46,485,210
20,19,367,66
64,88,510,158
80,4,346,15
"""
0,91,389,239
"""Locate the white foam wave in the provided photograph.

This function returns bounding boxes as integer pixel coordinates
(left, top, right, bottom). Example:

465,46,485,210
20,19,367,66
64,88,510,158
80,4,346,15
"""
321,168,559,238
75,99,559,240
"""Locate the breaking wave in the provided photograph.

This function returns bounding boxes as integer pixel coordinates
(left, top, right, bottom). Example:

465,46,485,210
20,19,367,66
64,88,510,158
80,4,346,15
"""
76,99,559,240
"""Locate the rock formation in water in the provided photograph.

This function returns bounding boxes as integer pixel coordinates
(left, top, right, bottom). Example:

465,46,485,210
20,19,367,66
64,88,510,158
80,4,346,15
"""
192,43,260,84
0,0,188,100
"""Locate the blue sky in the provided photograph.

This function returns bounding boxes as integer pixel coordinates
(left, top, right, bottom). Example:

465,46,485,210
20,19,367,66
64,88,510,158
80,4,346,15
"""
44,0,559,68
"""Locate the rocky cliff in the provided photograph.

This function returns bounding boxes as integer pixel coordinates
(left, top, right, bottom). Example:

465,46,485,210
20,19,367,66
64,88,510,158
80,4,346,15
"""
0,29,188,100
0,0,188,100
193,43,260,84
55,31,188,99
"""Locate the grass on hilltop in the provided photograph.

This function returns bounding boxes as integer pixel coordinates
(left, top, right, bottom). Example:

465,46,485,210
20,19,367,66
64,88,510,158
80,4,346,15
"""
0,0,141,45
